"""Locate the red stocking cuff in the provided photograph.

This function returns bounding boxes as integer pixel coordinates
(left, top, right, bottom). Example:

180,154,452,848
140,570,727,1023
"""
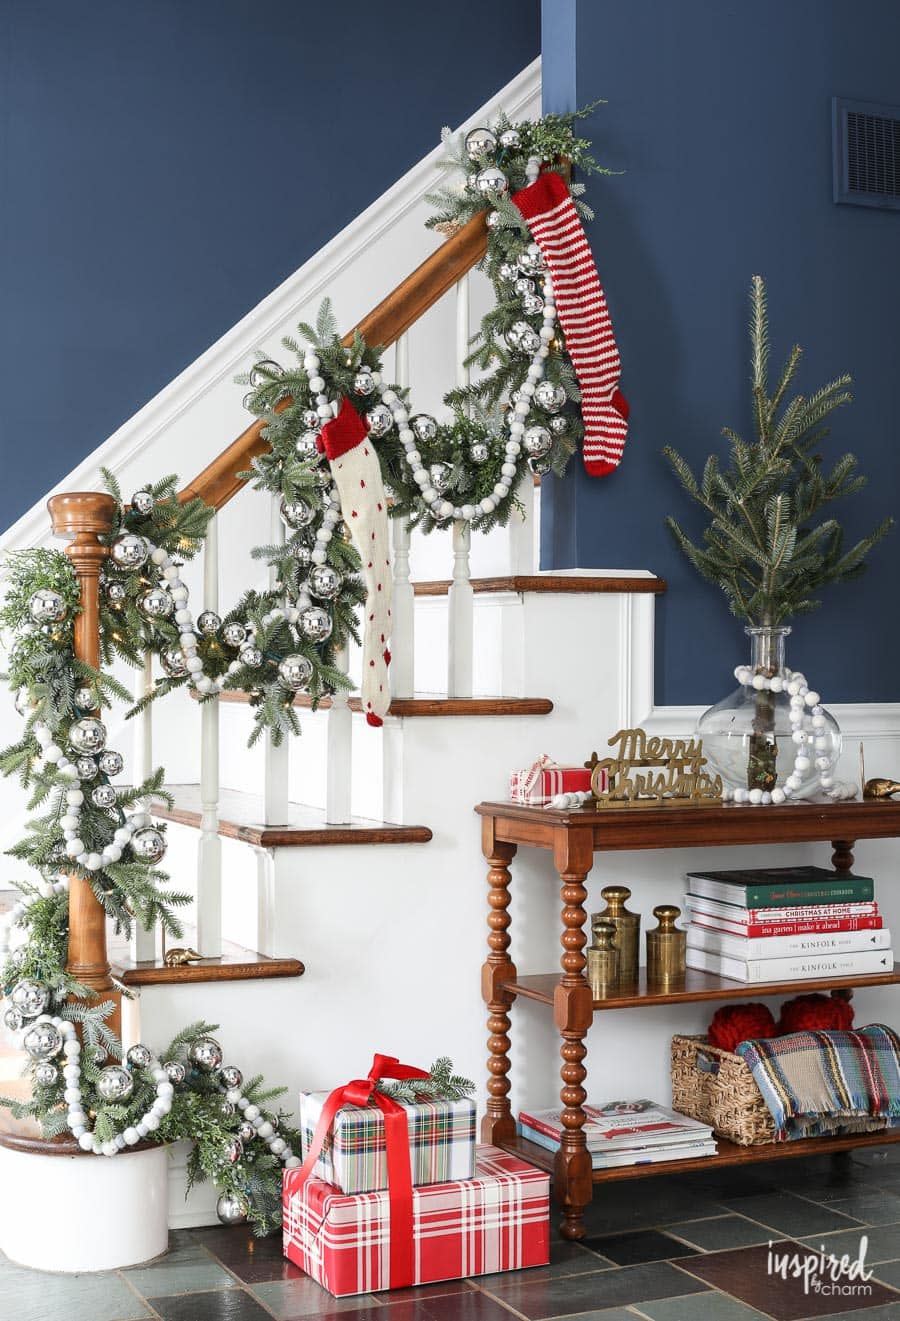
512,170,569,222
318,397,368,461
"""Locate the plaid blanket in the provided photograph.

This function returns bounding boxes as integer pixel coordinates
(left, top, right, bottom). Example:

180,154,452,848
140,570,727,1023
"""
736,1024,900,1141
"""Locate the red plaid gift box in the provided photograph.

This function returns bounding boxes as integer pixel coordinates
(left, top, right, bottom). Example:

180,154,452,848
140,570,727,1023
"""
300,1089,475,1194
283,1143,550,1296
509,753,600,805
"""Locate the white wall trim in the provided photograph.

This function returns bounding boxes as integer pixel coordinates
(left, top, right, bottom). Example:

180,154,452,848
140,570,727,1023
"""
1,58,541,554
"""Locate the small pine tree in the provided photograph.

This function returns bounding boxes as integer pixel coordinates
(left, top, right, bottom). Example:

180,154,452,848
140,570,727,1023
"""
664,275,891,629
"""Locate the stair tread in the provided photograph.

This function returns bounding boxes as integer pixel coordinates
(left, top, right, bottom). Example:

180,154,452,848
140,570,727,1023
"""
412,573,667,597
152,785,433,846
109,928,304,987
215,692,553,717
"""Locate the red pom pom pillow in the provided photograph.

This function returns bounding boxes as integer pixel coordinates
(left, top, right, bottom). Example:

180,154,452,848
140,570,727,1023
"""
778,993,855,1034
707,1003,778,1053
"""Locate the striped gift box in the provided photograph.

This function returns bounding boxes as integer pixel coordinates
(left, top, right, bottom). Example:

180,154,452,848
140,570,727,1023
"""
509,755,598,805
283,1143,550,1296
300,1091,476,1194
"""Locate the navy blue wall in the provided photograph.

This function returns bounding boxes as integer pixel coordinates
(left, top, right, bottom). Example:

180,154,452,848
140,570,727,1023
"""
541,0,900,703
0,0,539,525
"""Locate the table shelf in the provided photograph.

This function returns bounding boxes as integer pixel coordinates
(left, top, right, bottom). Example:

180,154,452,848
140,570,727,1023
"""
498,1128,900,1184
476,797,900,1241
506,964,900,1010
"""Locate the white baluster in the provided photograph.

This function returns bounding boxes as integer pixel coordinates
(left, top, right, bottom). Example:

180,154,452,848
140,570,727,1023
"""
448,275,474,697
130,651,157,962
391,333,415,699
507,468,536,575
264,493,290,825
326,646,352,824
196,513,222,958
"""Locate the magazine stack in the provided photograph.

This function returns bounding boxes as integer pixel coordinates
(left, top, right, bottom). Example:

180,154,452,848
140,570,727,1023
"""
684,865,893,983
518,1099,716,1168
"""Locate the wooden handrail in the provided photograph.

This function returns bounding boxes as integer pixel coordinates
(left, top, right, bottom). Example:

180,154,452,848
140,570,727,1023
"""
178,209,490,512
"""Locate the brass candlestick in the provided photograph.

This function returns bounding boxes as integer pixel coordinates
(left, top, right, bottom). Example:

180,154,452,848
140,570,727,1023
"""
587,920,619,997
646,905,686,985
593,885,640,982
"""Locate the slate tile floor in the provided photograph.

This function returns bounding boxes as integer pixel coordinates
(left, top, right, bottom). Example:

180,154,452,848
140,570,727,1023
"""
3,1149,900,1321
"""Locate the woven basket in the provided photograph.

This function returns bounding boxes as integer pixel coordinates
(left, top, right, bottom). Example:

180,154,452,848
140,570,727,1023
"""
671,1034,777,1146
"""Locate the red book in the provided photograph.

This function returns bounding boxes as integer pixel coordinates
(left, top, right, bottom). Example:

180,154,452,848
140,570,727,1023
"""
689,914,884,939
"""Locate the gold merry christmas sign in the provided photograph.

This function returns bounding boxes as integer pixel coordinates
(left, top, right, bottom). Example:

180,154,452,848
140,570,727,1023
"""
589,727,723,809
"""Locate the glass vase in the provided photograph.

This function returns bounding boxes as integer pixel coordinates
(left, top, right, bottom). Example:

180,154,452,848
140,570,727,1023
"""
696,626,841,799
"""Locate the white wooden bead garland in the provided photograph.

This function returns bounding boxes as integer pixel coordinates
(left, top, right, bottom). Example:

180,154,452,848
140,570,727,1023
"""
722,665,855,805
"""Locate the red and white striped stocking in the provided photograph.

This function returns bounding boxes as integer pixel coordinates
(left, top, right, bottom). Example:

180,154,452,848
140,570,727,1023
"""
318,399,392,726
513,170,629,477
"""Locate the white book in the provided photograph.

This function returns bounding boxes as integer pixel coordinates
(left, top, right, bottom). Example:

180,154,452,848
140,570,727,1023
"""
686,925,892,961
686,945,895,984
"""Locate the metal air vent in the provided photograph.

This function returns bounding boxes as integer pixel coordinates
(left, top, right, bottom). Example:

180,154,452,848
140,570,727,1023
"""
833,96,900,209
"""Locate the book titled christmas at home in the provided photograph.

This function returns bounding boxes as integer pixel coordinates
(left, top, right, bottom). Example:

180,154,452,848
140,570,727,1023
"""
684,893,881,936
685,865,874,909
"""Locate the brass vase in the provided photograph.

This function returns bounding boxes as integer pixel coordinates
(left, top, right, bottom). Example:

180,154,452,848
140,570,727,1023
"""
592,885,640,982
587,920,619,997
646,905,686,986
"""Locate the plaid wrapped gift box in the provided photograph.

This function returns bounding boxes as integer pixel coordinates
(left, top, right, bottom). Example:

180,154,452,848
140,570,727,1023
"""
300,1090,476,1194
283,1143,550,1296
509,754,601,805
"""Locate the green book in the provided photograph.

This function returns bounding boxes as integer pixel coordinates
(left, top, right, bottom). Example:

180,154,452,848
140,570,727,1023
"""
685,865,874,909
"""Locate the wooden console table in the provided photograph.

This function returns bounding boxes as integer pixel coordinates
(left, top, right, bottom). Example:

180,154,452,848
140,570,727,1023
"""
475,798,900,1240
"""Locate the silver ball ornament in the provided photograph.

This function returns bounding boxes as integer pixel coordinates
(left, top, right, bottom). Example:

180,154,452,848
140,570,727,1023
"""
161,649,189,679
28,589,67,625
197,610,221,636
126,1043,154,1070
13,686,34,716
131,827,167,864
353,369,375,396
517,243,546,275
308,564,342,600
534,381,566,412
239,645,263,669
530,456,553,476
298,606,333,644
216,1192,249,1225
499,127,521,149
75,757,99,781
292,543,313,570
68,717,107,756
97,1064,134,1102
280,497,316,531
249,359,282,387
131,490,155,516
522,293,545,316
189,1037,224,1071
475,166,509,197
277,654,313,692
465,126,497,160
34,1061,59,1087
3,1007,24,1032
429,462,452,494
519,329,541,354
549,414,569,435
523,426,552,458
10,979,50,1018
140,587,174,619
23,1021,63,1060
302,409,321,431
365,404,393,438
498,262,518,283
74,686,97,711
105,581,128,604
237,1120,256,1143
98,750,124,777
110,534,150,570
91,783,117,809
514,277,535,296
164,1060,187,1085
295,431,319,461
222,622,248,648
220,1065,243,1090
469,441,490,464
411,414,438,443
225,1137,244,1164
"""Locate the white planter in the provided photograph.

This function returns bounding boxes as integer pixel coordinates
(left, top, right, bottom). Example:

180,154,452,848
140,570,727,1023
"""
0,1142,169,1272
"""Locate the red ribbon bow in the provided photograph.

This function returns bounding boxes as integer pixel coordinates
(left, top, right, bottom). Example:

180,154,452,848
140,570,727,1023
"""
292,1054,430,1288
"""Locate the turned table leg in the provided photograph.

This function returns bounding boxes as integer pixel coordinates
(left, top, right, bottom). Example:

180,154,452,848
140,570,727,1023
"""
831,839,856,873
481,817,518,1146
552,828,595,1241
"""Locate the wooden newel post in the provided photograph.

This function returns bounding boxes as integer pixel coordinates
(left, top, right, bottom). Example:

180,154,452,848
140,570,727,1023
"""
47,492,121,1036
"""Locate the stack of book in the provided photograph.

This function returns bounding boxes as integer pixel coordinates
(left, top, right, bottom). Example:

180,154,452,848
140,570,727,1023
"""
518,1099,716,1168
684,865,893,983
